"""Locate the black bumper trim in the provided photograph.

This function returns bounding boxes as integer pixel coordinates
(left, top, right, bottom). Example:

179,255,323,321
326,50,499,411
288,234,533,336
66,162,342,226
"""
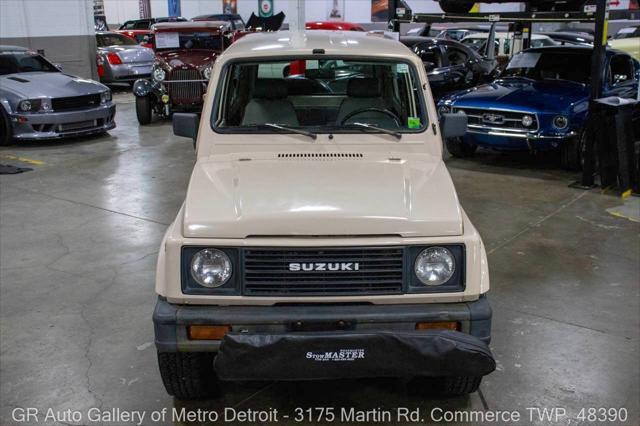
153,295,492,352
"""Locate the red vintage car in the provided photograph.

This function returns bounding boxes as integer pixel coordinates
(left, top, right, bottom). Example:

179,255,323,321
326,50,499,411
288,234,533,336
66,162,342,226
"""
305,21,365,31
132,21,229,125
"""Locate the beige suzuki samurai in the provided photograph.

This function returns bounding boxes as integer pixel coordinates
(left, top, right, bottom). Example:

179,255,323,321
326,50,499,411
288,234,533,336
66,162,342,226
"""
155,30,495,399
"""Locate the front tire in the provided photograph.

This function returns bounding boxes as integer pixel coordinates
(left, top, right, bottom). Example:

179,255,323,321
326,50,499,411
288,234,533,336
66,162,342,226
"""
438,0,473,13
157,352,221,400
560,131,585,171
0,106,13,146
446,137,477,158
408,376,483,397
135,96,153,125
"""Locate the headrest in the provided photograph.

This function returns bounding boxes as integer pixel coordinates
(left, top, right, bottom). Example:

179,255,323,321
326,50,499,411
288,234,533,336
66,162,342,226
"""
347,78,381,98
253,79,288,99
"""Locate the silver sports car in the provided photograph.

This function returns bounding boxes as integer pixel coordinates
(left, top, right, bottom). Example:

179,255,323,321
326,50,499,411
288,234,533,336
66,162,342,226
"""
0,45,116,144
96,32,155,84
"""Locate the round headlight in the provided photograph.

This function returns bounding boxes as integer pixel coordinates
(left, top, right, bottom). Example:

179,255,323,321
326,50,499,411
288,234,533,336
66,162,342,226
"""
152,67,166,82
190,249,232,288
553,115,568,129
203,65,212,80
414,247,455,286
521,115,534,127
18,100,32,112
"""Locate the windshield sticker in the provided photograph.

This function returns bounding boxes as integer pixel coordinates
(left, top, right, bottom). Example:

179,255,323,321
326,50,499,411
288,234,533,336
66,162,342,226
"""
397,63,409,73
507,52,541,69
408,117,421,129
155,32,180,49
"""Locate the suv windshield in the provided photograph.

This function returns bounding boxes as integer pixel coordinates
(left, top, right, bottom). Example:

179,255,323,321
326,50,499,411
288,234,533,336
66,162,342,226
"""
501,51,592,84
155,31,222,51
213,58,427,133
0,52,58,75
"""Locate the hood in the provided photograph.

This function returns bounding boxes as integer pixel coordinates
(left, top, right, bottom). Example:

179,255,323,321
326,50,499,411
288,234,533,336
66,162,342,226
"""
183,153,463,238
99,45,155,64
443,78,589,113
0,72,107,99
156,49,217,69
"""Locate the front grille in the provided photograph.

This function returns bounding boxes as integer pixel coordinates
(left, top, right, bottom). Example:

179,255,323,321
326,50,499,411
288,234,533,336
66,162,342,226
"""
454,107,539,132
244,247,404,296
51,94,101,111
167,69,204,104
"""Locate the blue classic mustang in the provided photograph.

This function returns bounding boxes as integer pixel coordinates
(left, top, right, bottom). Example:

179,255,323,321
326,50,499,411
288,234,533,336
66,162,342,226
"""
438,46,640,169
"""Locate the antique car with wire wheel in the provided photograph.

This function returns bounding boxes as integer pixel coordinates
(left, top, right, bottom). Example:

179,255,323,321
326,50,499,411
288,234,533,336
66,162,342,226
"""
0,45,115,145
438,46,640,170
132,21,227,125
155,30,495,400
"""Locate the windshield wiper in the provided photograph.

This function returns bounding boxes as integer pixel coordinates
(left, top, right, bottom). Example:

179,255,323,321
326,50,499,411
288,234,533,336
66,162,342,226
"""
263,123,317,140
347,122,402,140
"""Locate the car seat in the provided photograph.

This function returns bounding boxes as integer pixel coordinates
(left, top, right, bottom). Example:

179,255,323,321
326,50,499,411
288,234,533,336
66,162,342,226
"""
241,79,299,126
335,78,393,125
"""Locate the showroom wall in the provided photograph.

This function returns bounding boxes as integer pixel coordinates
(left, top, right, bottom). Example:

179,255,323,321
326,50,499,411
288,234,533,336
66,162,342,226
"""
0,0,98,79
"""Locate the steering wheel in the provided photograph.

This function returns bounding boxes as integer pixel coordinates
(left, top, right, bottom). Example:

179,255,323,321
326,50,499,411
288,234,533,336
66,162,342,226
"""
339,108,401,127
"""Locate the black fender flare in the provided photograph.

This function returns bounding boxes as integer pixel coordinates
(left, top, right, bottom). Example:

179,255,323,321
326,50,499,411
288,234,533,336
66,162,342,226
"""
132,79,153,97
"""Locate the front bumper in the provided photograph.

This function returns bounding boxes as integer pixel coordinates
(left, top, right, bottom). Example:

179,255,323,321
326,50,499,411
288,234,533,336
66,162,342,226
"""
464,128,577,151
153,295,493,380
10,104,116,141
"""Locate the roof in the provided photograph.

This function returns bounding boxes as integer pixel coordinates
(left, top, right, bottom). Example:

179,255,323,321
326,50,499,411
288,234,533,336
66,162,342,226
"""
222,30,413,59
0,45,28,53
152,21,228,31
540,31,594,42
463,32,551,40
523,45,617,57
192,13,242,20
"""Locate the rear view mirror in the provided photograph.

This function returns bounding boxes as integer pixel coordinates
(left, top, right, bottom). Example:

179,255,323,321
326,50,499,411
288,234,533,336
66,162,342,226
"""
173,113,199,141
440,112,467,139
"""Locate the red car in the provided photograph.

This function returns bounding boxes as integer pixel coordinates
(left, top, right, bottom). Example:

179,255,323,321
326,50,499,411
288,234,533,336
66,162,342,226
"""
305,21,365,31
116,29,154,48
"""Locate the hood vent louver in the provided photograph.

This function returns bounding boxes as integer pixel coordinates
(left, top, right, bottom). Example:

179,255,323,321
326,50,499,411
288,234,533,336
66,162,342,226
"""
277,153,364,160
7,76,29,83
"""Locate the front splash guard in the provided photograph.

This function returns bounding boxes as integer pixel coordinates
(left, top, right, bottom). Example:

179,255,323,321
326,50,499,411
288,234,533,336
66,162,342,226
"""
214,330,495,381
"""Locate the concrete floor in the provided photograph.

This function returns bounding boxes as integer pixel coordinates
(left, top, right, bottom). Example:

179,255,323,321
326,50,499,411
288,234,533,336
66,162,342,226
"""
1,92,639,426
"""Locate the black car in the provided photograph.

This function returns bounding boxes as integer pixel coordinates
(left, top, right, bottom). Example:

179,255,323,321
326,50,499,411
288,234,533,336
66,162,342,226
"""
118,17,187,30
540,31,593,46
401,36,499,100
191,13,245,30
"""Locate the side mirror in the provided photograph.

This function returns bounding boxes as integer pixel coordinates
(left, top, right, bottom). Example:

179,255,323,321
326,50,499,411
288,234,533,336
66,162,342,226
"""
440,112,467,139
173,113,199,142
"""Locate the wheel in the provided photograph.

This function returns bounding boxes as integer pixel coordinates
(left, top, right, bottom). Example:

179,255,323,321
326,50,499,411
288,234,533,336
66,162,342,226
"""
560,131,585,171
157,352,221,400
408,376,483,397
135,96,153,125
446,137,477,158
0,106,13,146
438,0,473,13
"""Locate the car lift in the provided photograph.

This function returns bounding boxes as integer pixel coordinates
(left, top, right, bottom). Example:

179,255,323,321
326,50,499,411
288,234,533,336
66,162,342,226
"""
388,1,640,194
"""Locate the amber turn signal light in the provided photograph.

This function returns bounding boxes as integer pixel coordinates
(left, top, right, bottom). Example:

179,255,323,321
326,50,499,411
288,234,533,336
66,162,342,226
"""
188,325,231,340
415,321,459,331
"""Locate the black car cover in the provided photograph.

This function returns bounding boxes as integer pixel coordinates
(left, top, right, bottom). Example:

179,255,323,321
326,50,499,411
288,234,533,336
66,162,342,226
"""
214,330,495,381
